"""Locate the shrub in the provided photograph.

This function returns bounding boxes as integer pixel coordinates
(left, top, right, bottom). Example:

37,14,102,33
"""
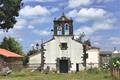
109,57,120,69
101,63,110,71
87,68,99,74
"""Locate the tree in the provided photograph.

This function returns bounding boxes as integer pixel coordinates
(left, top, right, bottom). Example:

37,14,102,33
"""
0,37,23,55
77,32,85,43
23,55,29,67
27,50,38,56
27,43,41,56
77,32,91,46
84,39,91,46
0,0,22,31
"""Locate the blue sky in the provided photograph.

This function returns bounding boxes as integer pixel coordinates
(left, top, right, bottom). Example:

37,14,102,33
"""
0,0,120,53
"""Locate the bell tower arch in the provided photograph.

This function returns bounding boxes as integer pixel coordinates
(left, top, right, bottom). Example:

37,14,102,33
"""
53,13,73,36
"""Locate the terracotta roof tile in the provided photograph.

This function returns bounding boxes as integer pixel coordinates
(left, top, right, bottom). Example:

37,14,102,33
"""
0,48,23,58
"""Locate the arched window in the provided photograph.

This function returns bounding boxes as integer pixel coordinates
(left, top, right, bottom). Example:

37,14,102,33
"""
57,24,62,35
64,23,69,35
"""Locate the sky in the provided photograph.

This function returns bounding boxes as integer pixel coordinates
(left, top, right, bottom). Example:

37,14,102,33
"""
0,0,120,53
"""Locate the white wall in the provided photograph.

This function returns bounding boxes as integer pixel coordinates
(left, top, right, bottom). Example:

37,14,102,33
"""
86,49,100,68
44,36,84,71
28,36,100,71
29,53,41,69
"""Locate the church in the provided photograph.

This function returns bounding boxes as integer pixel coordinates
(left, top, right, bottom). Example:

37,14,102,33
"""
29,13,100,73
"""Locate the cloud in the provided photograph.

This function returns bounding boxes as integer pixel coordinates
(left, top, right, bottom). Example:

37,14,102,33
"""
14,5,52,30
96,0,113,3
19,5,50,17
14,19,27,30
50,8,59,13
0,29,16,37
14,17,51,30
58,2,67,7
68,0,92,8
91,35,103,41
33,29,51,36
33,0,56,2
75,22,113,35
17,4,54,29
0,30,4,35
75,26,93,35
0,29,24,43
23,0,57,2
93,41,100,45
68,0,113,8
93,22,113,30
67,9,78,17
109,37,120,45
68,8,107,22
16,38,24,42
68,7,116,35
29,17,50,25
28,25,34,29
14,15,51,31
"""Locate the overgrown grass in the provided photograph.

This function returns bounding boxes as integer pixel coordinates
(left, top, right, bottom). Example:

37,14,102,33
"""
0,69,112,80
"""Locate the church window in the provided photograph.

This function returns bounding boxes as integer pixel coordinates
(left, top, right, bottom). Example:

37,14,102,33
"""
64,23,69,35
60,43,68,50
57,24,62,35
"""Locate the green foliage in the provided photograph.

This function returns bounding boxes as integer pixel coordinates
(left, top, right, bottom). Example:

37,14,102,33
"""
109,57,120,69
0,0,22,31
87,68,99,74
0,37,24,55
23,56,29,67
27,49,39,56
84,39,91,46
101,63,110,71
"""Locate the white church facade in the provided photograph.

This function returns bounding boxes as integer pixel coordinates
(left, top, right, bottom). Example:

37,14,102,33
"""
44,36,84,73
29,13,100,73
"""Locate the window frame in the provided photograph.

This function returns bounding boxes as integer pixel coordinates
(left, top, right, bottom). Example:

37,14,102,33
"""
60,42,68,50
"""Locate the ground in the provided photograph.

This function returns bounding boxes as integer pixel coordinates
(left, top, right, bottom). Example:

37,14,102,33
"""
0,69,112,80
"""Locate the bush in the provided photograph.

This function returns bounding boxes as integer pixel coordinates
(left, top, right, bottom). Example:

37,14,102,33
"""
101,63,110,71
87,68,99,74
109,57,120,69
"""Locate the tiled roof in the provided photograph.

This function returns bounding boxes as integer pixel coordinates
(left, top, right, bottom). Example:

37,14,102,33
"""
55,13,72,21
0,48,23,58
90,46,100,49
100,51,112,54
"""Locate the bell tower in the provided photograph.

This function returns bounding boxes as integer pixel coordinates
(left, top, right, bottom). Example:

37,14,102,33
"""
53,13,73,36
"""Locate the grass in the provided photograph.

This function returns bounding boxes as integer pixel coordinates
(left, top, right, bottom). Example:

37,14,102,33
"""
0,69,112,80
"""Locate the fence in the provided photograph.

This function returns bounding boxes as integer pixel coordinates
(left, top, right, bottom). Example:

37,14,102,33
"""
111,68,120,80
